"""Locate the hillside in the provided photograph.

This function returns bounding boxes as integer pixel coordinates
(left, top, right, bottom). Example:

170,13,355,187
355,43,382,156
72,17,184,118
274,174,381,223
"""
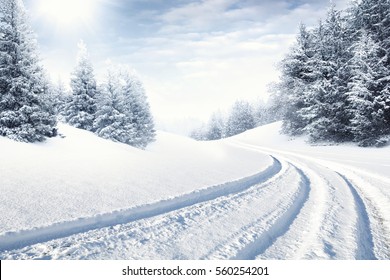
1,122,389,260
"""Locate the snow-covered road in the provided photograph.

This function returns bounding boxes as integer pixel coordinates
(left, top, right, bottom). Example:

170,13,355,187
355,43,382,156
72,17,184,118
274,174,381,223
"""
228,141,390,260
1,123,389,260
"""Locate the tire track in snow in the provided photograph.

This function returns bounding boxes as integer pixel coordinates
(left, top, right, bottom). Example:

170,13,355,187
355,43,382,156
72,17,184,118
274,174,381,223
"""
232,141,390,259
0,158,297,260
0,156,281,253
229,165,311,260
337,173,376,260
198,162,309,260
332,169,390,260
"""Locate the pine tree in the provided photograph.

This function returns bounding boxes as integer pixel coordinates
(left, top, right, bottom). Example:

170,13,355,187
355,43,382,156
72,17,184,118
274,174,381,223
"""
121,72,155,148
206,112,224,140
93,71,135,143
346,33,389,146
302,7,353,142
277,0,390,146
354,0,390,133
354,0,390,53
50,79,68,117
190,124,207,141
253,100,268,126
253,96,283,126
225,100,255,137
0,0,57,142
278,24,318,136
63,41,98,131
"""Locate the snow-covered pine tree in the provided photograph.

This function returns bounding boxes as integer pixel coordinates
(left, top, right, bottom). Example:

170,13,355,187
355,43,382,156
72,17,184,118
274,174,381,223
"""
0,0,57,142
277,0,390,145
278,24,317,136
302,6,353,142
264,86,286,124
346,32,389,146
63,41,98,131
252,97,283,127
354,0,390,136
354,0,390,53
225,100,255,137
93,70,136,143
206,111,224,140
190,124,207,141
121,72,155,148
50,79,68,117
253,99,268,126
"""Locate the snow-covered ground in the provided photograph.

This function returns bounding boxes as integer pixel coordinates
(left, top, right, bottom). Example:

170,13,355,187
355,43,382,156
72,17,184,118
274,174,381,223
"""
0,122,389,260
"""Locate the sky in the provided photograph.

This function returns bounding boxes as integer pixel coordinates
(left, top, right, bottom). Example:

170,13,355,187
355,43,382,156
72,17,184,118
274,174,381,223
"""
24,0,351,134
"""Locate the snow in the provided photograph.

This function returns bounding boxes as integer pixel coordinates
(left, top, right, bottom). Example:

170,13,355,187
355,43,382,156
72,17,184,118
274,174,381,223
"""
1,121,389,260
0,123,271,235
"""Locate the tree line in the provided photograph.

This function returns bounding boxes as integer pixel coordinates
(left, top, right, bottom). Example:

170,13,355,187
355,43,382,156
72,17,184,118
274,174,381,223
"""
190,97,281,141
193,0,390,147
0,0,155,148
275,0,390,147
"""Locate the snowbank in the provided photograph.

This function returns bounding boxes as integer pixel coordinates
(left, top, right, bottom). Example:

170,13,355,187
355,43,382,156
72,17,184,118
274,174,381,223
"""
230,121,390,178
0,123,271,234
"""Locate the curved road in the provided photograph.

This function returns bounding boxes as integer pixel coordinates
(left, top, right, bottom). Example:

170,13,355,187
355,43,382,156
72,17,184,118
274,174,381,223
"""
1,140,389,260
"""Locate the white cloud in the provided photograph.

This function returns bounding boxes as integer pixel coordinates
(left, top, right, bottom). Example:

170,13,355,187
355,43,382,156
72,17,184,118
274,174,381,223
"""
26,0,354,132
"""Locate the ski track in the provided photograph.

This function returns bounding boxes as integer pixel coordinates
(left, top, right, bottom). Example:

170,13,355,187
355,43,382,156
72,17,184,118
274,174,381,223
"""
1,139,389,260
0,155,281,253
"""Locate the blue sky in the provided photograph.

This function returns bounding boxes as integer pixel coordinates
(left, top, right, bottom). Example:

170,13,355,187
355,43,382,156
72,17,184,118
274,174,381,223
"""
24,0,351,131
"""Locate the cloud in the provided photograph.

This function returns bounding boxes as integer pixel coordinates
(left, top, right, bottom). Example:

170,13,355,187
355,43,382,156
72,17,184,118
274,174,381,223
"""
87,0,353,122
25,0,353,129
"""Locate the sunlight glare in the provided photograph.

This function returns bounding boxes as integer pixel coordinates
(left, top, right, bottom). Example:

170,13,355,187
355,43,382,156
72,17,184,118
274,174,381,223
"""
37,0,96,27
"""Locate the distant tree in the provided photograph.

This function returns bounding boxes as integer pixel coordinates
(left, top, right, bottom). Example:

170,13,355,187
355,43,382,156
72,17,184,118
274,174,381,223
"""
52,79,68,117
252,97,283,126
63,41,98,131
190,124,207,141
225,100,255,137
43,78,68,118
0,0,57,142
253,100,268,126
121,71,155,148
264,85,287,124
206,112,225,140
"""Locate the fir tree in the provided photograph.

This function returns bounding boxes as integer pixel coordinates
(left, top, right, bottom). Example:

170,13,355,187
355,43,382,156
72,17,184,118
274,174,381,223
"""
354,0,390,132
121,72,155,149
276,0,390,146
346,33,388,146
0,0,57,142
225,100,255,137
93,70,135,143
278,24,317,136
206,112,224,140
63,41,98,131
190,125,207,141
50,79,68,117
302,7,353,142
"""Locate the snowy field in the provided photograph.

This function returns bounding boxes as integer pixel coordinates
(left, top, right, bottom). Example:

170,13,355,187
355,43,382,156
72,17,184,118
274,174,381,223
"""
1,122,389,260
